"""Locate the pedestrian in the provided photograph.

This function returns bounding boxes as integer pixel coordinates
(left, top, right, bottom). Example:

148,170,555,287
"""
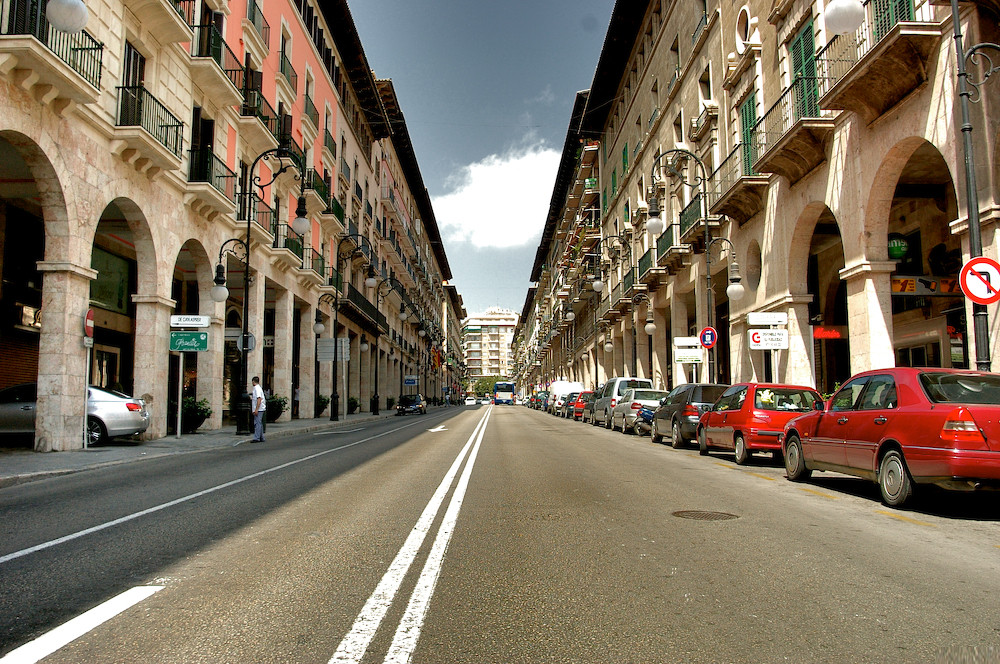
251,376,265,443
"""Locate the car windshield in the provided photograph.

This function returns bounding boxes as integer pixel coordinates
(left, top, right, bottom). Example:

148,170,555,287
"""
399,395,419,405
753,387,821,412
693,385,728,403
919,372,1000,404
633,390,669,401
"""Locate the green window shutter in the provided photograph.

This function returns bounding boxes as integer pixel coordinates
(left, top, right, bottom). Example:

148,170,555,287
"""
611,168,617,195
603,189,608,215
739,95,758,175
624,201,630,225
622,145,628,174
790,20,818,119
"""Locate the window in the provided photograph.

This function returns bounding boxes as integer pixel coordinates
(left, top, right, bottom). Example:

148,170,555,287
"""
790,20,818,119
858,375,898,410
830,376,869,411
739,93,758,173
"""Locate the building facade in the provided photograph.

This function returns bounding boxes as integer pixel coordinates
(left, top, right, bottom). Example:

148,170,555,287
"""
463,307,518,382
516,0,1000,396
0,0,458,450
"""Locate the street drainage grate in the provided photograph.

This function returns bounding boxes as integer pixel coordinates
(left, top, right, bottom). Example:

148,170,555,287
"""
672,510,739,521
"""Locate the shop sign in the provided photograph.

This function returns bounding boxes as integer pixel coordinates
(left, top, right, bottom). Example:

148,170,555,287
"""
674,348,704,363
891,276,960,297
812,326,847,340
749,329,788,350
170,331,209,352
888,234,909,259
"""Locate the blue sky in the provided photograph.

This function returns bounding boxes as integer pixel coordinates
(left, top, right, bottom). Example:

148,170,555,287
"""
349,0,615,317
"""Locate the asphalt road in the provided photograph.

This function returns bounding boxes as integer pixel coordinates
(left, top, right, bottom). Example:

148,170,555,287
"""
1,405,999,663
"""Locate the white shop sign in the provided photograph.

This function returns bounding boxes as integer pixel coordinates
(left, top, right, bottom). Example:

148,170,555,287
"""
748,329,789,350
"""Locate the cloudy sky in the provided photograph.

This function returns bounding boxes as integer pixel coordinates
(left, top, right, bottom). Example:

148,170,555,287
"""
349,0,615,317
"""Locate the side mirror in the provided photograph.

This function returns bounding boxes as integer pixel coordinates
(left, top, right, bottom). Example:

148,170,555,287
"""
814,400,824,411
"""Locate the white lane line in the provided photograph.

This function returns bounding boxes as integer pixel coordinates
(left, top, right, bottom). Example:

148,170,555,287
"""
0,585,163,664
0,417,437,566
383,407,491,664
314,428,366,435
329,407,492,664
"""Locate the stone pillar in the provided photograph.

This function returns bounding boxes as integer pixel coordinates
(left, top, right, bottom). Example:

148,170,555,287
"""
349,331,361,413
200,314,225,430
318,313,332,414
840,261,896,374
784,297,815,387
671,294,690,385
246,271,266,384
299,303,315,419
635,306,651,380
35,261,97,451
360,333,372,412
132,294,176,439
272,287,293,422
652,302,669,390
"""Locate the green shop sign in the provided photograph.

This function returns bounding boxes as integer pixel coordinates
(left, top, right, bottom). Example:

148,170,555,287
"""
170,331,209,352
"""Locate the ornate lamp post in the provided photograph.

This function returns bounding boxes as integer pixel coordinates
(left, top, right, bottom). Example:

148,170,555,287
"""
369,276,398,415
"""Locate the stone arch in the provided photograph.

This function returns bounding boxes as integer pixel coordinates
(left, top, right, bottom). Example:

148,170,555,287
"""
785,200,833,293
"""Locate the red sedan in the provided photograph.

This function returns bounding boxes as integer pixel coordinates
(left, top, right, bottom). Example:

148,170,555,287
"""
698,383,822,465
781,368,1000,507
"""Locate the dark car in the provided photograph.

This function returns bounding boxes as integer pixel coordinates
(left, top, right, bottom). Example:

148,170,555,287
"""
559,392,580,418
782,368,1000,507
533,391,550,411
582,384,604,423
396,393,427,415
651,383,729,448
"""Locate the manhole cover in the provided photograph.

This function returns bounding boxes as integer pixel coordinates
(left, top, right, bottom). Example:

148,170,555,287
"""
672,510,739,521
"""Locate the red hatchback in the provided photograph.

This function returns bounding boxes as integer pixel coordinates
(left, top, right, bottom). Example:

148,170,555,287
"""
569,391,593,421
698,383,822,465
782,368,1000,507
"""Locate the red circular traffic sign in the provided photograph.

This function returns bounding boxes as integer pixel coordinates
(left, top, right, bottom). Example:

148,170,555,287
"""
699,326,718,349
84,309,94,338
959,256,1000,305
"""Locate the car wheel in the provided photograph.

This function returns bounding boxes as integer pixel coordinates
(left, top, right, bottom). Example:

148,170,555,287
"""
879,449,913,507
784,434,811,481
734,434,750,465
650,419,663,444
671,420,684,449
87,417,107,446
698,428,708,455
605,411,613,430
622,417,632,435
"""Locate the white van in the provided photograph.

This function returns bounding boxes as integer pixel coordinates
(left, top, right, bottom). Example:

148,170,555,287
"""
592,377,654,427
546,380,585,415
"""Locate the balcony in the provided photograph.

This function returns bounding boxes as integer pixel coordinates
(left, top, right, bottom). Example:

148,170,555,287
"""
1,0,103,113
688,102,718,143
271,222,304,269
188,24,245,107
752,76,835,185
113,85,183,173
302,93,318,133
323,128,336,161
817,0,941,122
343,284,388,332
242,0,269,55
638,247,666,287
709,143,769,225
301,247,324,285
324,196,345,224
354,181,363,203
278,51,297,97
303,169,330,214
338,156,351,185
186,148,237,218
678,193,720,251
237,193,277,245
119,0,191,44
238,89,279,154
656,223,692,274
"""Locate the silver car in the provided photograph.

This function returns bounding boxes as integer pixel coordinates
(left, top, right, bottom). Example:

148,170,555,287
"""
611,388,670,434
0,383,150,445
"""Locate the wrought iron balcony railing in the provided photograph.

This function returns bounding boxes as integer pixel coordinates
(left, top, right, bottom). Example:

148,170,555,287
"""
240,88,280,140
189,23,245,91
303,93,318,128
246,0,269,48
188,148,236,200
3,0,104,88
279,50,297,93
116,85,183,156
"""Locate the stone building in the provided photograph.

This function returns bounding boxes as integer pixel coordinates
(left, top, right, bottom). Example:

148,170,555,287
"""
516,0,1000,395
0,0,457,449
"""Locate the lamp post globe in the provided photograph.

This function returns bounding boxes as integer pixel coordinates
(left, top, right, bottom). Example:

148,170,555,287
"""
727,280,746,301
592,279,605,293
210,284,229,303
565,310,576,322
646,215,665,236
46,0,88,32
825,0,865,34
644,320,657,335
360,339,370,353
604,341,614,353
313,321,325,335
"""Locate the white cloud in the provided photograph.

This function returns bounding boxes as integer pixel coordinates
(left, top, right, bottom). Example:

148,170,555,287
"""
433,141,559,249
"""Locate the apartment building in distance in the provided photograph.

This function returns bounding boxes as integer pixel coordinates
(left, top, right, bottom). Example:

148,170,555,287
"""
0,0,459,449
463,307,518,381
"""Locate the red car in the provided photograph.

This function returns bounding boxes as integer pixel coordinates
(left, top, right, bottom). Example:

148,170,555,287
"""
698,383,822,464
781,368,1000,507
569,391,593,421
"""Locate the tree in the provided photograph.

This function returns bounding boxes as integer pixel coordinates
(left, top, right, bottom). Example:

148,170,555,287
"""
472,376,502,396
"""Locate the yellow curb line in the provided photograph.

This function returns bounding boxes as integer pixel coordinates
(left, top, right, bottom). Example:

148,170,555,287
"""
797,487,838,499
876,510,936,527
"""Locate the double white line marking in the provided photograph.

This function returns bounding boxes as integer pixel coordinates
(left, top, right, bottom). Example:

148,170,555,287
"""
331,406,492,664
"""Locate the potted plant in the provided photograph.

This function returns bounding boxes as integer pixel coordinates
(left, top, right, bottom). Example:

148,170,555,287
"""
181,397,212,434
266,394,287,422
315,394,330,417
386,396,395,410
347,396,359,414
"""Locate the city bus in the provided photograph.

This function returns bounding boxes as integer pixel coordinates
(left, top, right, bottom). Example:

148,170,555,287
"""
493,381,516,405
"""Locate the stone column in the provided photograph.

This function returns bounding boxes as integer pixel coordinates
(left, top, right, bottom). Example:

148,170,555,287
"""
246,271,266,384
635,306,650,380
784,297,815,387
671,294,690,385
652,302,669,390
35,261,97,451
360,333,371,412
840,261,896,374
318,312,332,414
299,303,315,419
349,331,361,413
272,287,293,422
200,314,225,430
132,294,176,439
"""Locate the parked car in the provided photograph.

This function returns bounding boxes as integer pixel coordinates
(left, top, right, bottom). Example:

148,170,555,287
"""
570,391,594,421
547,381,585,415
611,388,670,433
583,384,604,423
396,393,427,415
559,392,580,418
782,368,1000,507
537,391,551,411
698,383,822,464
0,382,150,445
464,396,477,406
479,397,491,405
651,383,730,448
592,377,654,428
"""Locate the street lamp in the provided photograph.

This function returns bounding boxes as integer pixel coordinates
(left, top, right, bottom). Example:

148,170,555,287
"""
211,127,308,434
329,233,377,420
368,276,398,415
824,0,865,35
46,0,89,32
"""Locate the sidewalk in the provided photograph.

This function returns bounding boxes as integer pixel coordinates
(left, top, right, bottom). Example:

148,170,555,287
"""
0,408,434,489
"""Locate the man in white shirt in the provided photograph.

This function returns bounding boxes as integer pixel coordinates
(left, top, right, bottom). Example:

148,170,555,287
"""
251,376,265,443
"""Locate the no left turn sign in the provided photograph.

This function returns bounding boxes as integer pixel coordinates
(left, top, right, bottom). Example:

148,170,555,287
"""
959,256,1000,305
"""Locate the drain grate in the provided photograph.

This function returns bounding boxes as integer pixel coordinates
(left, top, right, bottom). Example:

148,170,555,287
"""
672,510,739,521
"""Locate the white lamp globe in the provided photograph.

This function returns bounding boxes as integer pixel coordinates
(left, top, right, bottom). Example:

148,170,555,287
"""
291,213,310,236
644,321,657,335
364,274,377,288
210,284,229,302
399,309,409,321
418,328,426,338
604,341,614,353
646,215,665,236
592,279,605,293
47,0,89,32
360,340,370,352
313,321,325,334
727,281,746,301
825,0,865,35
565,311,576,322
